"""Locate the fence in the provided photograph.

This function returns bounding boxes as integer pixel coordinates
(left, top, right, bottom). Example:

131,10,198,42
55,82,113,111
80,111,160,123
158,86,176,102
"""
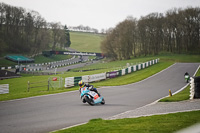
27,80,49,92
48,76,63,89
64,59,159,87
27,76,63,92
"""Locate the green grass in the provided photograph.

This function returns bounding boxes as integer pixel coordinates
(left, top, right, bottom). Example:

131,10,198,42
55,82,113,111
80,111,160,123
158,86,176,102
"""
70,31,104,53
196,68,200,76
159,86,190,102
33,54,72,63
0,58,17,67
55,110,200,133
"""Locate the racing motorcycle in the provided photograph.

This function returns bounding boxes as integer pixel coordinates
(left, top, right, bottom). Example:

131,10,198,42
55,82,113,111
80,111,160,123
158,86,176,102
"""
185,75,190,83
80,86,105,106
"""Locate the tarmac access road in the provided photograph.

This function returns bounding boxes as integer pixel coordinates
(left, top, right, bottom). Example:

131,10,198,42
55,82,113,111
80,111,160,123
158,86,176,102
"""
0,63,199,133
43,56,99,73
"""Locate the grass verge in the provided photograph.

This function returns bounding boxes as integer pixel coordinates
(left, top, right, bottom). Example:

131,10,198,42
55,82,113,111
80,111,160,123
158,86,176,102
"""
55,110,200,133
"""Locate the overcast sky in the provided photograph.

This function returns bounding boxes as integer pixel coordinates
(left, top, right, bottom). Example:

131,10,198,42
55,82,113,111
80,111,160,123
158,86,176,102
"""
0,0,199,31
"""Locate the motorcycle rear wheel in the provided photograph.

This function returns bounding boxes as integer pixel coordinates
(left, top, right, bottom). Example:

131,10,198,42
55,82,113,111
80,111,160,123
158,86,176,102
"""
101,98,105,104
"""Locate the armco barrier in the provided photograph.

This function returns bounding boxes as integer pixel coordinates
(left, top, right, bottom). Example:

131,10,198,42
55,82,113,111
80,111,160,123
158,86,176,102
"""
106,71,118,78
64,59,159,88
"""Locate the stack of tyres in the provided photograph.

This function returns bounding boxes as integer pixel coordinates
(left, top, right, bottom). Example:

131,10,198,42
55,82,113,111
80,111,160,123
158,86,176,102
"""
194,76,200,98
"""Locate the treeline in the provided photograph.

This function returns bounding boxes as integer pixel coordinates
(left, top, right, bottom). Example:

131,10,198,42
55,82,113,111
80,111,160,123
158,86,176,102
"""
0,3,71,55
101,7,200,60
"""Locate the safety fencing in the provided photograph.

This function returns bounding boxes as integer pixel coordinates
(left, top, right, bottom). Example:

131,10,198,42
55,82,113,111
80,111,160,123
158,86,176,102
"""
27,76,64,92
64,59,159,87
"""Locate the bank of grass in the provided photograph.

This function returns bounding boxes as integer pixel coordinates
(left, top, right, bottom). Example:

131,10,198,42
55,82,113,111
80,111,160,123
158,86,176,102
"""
0,58,17,67
55,110,200,133
70,31,104,53
33,54,72,64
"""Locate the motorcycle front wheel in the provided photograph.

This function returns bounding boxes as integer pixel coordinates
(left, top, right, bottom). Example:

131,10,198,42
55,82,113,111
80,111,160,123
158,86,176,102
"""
85,96,94,106
101,98,105,104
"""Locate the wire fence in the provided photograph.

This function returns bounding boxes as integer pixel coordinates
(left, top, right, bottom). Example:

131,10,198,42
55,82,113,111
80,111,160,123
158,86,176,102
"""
27,76,63,92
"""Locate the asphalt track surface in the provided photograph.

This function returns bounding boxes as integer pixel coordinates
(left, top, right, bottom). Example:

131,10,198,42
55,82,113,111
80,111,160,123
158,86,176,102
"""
0,63,199,133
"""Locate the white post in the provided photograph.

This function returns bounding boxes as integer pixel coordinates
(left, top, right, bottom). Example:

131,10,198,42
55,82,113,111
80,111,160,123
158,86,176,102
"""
55,68,57,75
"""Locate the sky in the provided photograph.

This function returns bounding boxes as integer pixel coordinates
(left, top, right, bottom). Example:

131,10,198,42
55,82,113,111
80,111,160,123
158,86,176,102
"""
0,0,199,31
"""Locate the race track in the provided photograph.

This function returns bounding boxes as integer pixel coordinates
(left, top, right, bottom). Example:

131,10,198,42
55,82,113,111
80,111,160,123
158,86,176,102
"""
0,63,199,133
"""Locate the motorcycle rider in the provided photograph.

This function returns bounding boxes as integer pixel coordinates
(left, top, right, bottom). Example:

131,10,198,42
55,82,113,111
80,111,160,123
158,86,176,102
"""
78,80,100,96
184,72,190,77
184,72,190,83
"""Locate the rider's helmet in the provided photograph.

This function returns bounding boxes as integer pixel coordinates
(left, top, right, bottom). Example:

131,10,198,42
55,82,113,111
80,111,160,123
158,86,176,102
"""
78,80,84,87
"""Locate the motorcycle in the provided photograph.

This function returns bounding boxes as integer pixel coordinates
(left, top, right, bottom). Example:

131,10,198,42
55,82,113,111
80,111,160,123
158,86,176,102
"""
80,87,105,106
185,75,190,83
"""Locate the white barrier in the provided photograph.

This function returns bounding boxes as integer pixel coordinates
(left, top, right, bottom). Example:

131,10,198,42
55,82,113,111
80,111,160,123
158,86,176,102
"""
138,64,141,70
128,67,132,73
146,62,149,67
133,65,136,71
121,69,125,75
0,84,9,94
82,75,89,83
64,77,74,87
82,73,106,83
88,73,106,82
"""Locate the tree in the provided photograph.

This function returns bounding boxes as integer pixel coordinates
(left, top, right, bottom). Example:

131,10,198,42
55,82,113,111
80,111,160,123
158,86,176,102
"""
0,2,72,55
101,17,137,60
64,25,71,47
50,22,62,50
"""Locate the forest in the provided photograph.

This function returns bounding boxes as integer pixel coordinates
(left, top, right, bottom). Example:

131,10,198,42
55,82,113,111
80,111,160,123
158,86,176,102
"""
101,7,200,60
0,2,70,56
